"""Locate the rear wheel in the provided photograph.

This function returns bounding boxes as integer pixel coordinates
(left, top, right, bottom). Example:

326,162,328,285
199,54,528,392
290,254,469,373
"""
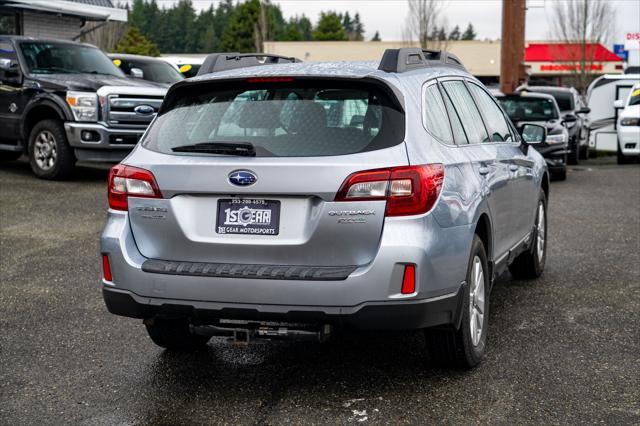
509,191,547,279
567,138,579,165
28,119,76,180
145,317,211,351
425,235,489,369
579,145,589,160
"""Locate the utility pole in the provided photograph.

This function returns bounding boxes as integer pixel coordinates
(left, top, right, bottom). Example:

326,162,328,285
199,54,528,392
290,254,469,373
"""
500,0,526,94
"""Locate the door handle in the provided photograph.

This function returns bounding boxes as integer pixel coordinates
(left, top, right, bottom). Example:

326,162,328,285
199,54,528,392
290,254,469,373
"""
478,166,490,176
509,164,519,172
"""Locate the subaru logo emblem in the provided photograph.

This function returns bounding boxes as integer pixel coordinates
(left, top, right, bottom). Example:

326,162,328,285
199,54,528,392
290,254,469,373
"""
228,170,257,186
134,104,154,115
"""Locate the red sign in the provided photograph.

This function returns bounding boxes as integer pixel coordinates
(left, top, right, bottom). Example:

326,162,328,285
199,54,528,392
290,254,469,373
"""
539,63,604,72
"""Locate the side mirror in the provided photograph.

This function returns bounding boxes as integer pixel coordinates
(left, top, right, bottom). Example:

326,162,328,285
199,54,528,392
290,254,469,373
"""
614,99,625,109
0,58,22,85
577,107,590,114
130,68,144,79
562,114,578,123
519,123,546,145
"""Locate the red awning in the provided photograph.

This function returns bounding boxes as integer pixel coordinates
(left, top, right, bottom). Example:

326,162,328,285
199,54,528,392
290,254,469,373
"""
525,43,622,62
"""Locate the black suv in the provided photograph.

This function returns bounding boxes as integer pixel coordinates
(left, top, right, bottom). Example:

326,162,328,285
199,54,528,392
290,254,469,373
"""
497,92,570,180
0,36,167,180
107,53,184,87
516,85,591,163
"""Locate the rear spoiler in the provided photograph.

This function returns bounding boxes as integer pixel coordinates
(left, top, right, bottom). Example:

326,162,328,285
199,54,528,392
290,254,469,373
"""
196,53,301,76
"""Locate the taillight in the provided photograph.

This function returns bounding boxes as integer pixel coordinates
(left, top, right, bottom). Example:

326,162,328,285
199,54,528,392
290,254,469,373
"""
108,165,162,211
335,164,444,216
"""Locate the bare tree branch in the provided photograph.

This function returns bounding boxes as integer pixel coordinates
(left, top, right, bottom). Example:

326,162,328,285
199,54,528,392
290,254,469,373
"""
404,0,444,49
550,0,616,92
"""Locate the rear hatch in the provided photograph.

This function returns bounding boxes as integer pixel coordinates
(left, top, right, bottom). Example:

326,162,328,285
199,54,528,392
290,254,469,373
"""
125,77,407,267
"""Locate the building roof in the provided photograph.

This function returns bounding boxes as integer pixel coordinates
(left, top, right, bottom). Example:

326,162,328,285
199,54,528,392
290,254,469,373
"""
2,0,126,22
525,43,622,62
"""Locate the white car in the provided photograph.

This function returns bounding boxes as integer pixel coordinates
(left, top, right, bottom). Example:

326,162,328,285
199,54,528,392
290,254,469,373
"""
615,83,640,164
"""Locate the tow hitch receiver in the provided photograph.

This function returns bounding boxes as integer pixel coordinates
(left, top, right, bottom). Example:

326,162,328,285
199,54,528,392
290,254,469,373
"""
191,321,332,345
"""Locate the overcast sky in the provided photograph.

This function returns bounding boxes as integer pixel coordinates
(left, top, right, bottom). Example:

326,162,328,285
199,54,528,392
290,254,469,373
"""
164,0,640,46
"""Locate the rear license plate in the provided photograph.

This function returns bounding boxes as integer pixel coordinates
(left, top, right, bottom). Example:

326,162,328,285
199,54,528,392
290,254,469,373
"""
217,199,280,235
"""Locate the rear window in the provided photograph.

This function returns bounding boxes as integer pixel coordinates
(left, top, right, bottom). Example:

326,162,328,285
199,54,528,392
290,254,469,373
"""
143,79,405,157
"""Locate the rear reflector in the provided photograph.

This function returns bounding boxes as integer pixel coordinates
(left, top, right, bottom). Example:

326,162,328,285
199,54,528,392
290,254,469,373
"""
102,254,112,282
108,165,162,211
335,164,444,216
401,265,416,294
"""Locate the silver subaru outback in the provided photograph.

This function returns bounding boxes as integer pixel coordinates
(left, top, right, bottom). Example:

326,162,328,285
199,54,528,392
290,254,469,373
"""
100,49,549,368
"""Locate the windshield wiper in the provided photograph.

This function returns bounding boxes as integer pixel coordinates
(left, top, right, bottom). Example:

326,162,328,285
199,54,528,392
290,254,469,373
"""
171,142,256,157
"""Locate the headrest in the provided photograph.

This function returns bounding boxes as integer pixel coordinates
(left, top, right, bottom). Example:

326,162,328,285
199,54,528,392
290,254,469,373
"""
288,102,327,133
237,101,281,129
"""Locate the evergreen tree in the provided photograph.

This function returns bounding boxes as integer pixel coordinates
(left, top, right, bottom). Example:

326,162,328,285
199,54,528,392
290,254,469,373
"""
297,15,313,40
353,13,365,41
219,0,261,52
114,26,160,56
428,25,439,41
313,12,348,41
448,25,461,41
461,23,477,40
437,27,447,41
342,12,354,39
371,30,381,41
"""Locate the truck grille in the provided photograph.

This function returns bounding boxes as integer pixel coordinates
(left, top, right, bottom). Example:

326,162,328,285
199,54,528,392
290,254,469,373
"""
105,95,164,128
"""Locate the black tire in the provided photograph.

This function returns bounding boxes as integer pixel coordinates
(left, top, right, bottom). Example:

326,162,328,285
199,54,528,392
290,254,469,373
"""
567,138,579,165
425,235,489,369
27,119,76,180
579,145,589,160
0,150,22,161
145,317,210,352
509,191,547,279
551,168,566,181
617,146,632,165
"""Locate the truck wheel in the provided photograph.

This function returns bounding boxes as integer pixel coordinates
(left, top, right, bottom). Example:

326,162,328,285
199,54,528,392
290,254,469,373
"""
567,138,579,165
0,150,22,161
145,317,210,352
509,191,547,279
579,145,589,160
551,168,566,181
28,119,76,180
425,235,489,369
617,147,632,165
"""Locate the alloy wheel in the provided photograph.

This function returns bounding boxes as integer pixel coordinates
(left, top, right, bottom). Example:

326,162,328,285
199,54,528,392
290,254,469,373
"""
33,130,57,171
468,256,485,347
536,202,545,261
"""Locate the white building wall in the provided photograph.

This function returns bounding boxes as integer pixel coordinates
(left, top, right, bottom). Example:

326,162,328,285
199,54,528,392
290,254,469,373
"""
22,11,83,40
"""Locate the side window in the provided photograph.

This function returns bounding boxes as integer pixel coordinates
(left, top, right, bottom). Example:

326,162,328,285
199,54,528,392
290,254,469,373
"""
468,83,513,142
423,83,453,143
442,80,489,144
440,86,469,144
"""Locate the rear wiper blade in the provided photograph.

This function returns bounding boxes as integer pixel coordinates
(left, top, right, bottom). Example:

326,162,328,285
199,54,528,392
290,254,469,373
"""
171,142,256,156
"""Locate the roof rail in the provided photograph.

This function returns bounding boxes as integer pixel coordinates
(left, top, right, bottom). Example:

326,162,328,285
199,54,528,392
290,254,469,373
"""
197,52,301,76
378,48,466,73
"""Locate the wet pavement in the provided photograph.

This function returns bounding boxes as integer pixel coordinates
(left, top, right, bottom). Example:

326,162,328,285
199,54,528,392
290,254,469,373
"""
1,158,639,424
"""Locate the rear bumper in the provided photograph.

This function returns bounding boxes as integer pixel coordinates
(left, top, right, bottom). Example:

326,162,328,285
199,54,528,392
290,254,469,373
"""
102,285,464,330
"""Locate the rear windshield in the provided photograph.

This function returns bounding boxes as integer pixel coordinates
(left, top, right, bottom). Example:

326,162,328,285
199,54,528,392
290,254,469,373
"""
544,91,573,111
143,79,405,157
498,97,559,121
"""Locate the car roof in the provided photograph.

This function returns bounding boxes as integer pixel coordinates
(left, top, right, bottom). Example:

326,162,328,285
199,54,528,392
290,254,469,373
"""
1,35,97,49
107,53,167,63
497,92,556,100
188,60,472,85
523,85,574,93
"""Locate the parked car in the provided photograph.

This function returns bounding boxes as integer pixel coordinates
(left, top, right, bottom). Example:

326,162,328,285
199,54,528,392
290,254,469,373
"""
497,92,569,180
614,83,640,164
108,53,184,87
585,74,640,155
161,55,205,78
101,49,550,369
516,85,590,163
0,36,167,179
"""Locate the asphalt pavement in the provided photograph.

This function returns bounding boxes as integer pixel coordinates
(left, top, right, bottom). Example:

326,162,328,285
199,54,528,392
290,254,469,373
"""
1,158,639,425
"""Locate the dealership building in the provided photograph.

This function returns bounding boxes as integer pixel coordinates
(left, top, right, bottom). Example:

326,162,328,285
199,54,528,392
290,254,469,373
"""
0,0,126,40
264,40,624,87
